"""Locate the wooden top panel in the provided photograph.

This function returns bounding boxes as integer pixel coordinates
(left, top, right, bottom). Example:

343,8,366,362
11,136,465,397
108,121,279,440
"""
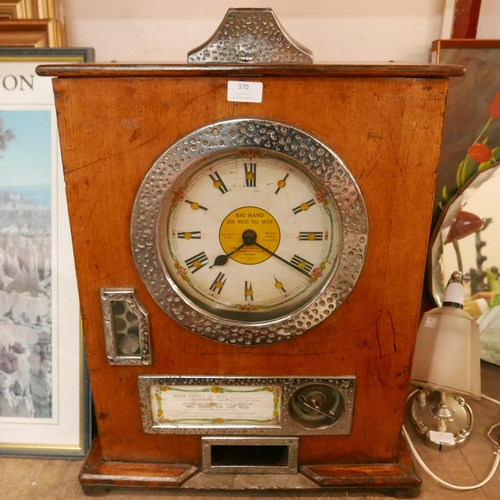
36,62,464,79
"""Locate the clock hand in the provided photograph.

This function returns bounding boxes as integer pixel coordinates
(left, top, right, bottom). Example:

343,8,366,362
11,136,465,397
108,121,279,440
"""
210,230,257,268
252,241,311,278
210,243,245,268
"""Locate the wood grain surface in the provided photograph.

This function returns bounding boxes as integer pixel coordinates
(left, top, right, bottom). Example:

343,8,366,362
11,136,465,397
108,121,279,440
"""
37,62,464,78
49,67,450,469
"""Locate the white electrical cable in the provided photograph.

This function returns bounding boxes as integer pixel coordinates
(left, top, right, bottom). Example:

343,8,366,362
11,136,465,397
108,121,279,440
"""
402,426,500,491
403,392,500,491
482,393,500,406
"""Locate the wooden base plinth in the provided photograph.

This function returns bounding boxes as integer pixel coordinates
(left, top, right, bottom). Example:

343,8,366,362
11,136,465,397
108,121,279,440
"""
79,436,198,488
301,436,422,498
80,435,421,498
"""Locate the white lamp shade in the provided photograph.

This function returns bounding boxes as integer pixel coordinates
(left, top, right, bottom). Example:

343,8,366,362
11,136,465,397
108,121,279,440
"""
410,305,481,399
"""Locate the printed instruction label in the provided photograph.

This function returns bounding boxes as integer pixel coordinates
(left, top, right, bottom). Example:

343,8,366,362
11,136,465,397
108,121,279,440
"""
227,81,263,103
151,384,280,426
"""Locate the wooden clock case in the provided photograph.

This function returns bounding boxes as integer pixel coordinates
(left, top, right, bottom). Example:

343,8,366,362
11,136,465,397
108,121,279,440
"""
37,61,462,497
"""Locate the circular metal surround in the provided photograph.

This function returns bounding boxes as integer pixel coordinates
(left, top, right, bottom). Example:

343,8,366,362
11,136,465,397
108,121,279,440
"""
289,384,344,429
131,118,368,346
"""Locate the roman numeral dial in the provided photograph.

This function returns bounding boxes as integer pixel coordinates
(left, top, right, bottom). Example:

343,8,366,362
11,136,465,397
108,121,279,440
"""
290,255,314,274
161,149,342,324
275,173,289,194
185,252,209,273
244,163,257,187
177,231,201,239
185,199,208,212
244,281,254,301
299,231,325,241
209,172,228,194
209,272,227,294
292,199,315,214
274,277,286,294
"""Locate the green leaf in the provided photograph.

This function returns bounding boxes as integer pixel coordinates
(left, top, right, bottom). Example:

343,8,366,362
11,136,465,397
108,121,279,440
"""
456,160,465,187
456,155,477,188
482,137,489,145
485,269,500,293
489,294,500,310
442,184,451,202
478,161,493,171
491,146,500,160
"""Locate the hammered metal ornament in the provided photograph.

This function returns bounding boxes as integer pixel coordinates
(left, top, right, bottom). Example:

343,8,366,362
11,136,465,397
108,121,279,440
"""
188,8,313,64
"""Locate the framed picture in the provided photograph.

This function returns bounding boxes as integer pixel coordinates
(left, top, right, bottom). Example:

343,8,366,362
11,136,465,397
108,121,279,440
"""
0,0,66,47
0,47,94,458
431,39,500,225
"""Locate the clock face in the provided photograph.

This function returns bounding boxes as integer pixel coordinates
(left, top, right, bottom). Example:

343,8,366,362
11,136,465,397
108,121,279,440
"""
131,119,368,345
158,150,340,322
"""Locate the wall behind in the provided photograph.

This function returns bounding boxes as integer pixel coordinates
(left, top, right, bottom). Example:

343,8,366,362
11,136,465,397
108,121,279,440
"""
477,0,500,38
64,1,499,63
63,0,460,63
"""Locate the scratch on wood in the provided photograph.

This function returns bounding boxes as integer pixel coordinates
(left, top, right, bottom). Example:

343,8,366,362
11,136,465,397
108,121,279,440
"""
83,178,107,230
361,141,384,179
66,89,220,221
390,130,405,183
375,322,382,358
389,309,397,354
373,309,397,359
66,87,217,176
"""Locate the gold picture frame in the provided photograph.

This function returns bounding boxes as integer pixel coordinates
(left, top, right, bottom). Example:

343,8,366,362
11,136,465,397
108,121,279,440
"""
0,0,37,19
0,0,66,47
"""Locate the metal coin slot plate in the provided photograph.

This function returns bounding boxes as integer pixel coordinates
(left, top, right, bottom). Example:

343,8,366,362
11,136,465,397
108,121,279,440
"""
202,436,298,474
138,375,355,436
100,288,152,365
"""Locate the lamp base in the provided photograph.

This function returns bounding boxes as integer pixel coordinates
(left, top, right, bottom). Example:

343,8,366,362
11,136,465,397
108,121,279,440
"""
408,389,474,452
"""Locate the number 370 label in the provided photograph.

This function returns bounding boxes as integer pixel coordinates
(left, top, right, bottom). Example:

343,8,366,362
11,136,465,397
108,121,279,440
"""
227,81,263,103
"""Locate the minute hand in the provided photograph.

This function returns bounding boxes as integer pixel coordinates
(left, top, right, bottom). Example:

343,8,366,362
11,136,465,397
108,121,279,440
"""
252,241,311,278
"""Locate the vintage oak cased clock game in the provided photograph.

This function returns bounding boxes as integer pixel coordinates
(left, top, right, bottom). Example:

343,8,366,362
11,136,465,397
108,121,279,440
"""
37,9,463,497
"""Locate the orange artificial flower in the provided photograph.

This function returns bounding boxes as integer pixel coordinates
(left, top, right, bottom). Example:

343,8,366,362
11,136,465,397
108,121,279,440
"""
468,143,492,163
488,91,500,119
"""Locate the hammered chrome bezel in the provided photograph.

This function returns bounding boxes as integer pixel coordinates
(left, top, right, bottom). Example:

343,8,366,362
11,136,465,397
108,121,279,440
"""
131,118,368,346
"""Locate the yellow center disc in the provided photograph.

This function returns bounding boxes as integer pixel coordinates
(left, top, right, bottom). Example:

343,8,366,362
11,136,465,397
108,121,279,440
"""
219,207,280,265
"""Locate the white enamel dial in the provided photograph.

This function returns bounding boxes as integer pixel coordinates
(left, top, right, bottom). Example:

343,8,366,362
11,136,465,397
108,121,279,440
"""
158,150,341,322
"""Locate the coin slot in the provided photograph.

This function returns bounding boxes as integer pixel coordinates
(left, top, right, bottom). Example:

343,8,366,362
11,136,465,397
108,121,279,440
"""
289,383,345,429
202,437,298,474
211,444,288,467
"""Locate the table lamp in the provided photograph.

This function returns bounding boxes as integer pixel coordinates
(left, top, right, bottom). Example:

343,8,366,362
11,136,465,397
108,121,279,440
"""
409,271,481,451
